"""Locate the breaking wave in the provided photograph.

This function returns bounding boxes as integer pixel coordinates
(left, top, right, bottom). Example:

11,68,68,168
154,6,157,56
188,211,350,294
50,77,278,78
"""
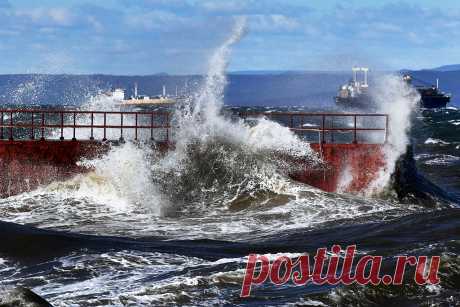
366,74,419,194
152,17,321,211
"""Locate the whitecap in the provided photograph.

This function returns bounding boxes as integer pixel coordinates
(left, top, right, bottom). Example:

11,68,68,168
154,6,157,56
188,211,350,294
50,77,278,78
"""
424,154,460,166
424,138,450,145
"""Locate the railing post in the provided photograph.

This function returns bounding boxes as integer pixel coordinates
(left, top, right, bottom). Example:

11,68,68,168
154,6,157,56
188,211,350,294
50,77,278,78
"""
9,111,13,141
330,118,334,143
385,115,389,143
41,112,45,140
60,112,64,140
0,111,3,139
119,113,124,143
166,113,169,143
102,112,107,141
30,112,34,140
353,115,357,144
90,112,94,140
72,112,76,141
321,114,325,144
135,113,138,141
150,113,154,141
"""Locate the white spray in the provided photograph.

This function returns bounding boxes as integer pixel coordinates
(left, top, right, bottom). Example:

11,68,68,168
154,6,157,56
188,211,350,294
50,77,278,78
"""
76,142,165,214
365,74,419,194
43,17,319,215
172,17,316,158
154,17,320,212
193,18,246,122
174,17,247,144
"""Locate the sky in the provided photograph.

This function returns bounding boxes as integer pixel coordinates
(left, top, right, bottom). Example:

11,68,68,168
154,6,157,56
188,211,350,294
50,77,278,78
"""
0,0,459,74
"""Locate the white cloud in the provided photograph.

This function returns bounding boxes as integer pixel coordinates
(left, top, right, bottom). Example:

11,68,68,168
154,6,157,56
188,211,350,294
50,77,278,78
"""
15,7,74,26
87,15,104,32
48,8,73,25
124,10,191,31
0,29,19,36
370,22,402,33
250,14,300,32
407,31,424,45
200,0,248,12
38,27,58,34
31,43,46,50
3,0,460,73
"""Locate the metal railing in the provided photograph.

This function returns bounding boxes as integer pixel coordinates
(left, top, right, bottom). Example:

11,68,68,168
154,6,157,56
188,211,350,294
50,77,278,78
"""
0,109,388,144
238,112,389,144
0,109,171,142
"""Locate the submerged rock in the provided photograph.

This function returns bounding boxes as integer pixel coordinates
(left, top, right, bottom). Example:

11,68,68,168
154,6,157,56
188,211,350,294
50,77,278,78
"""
392,145,459,206
0,287,53,307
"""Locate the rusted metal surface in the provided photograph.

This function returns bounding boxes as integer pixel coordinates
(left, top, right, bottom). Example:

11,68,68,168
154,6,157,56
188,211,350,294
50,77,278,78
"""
0,140,107,197
291,143,386,193
0,140,171,198
0,110,389,197
241,112,389,193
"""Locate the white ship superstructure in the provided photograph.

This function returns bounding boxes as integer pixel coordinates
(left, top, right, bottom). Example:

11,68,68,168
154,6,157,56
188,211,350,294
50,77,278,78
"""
335,67,372,108
108,83,176,106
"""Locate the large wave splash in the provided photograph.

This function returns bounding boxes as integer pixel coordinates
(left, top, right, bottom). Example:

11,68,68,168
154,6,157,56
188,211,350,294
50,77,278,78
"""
172,17,317,158
39,18,320,217
151,17,320,214
366,74,419,194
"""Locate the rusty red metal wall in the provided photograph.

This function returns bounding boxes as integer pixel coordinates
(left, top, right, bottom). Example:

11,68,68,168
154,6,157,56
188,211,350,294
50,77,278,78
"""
291,143,386,193
0,140,110,197
0,141,386,198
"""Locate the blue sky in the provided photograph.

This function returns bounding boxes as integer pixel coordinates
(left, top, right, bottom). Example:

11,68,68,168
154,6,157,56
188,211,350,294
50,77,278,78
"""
1,0,459,74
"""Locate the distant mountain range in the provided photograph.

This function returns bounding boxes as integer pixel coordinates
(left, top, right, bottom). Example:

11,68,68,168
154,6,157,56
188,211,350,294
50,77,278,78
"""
430,64,460,72
404,64,460,72
229,70,347,75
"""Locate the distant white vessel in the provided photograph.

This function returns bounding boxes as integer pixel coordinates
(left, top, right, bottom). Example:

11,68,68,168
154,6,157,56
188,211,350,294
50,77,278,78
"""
335,67,372,108
108,83,176,106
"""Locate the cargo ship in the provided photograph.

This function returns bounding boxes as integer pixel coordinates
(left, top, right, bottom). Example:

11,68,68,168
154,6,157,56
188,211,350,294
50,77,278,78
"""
335,67,373,109
109,83,176,106
402,74,451,108
335,68,451,109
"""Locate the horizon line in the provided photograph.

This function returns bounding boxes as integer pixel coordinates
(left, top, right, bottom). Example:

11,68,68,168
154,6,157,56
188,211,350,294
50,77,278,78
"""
0,68,450,77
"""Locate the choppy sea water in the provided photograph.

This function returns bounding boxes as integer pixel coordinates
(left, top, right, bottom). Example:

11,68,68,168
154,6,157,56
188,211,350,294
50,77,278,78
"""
413,107,460,200
0,103,458,306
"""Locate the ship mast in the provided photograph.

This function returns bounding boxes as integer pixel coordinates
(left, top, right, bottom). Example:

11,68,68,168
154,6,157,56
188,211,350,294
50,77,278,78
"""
352,67,359,86
362,67,369,87
351,67,369,89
